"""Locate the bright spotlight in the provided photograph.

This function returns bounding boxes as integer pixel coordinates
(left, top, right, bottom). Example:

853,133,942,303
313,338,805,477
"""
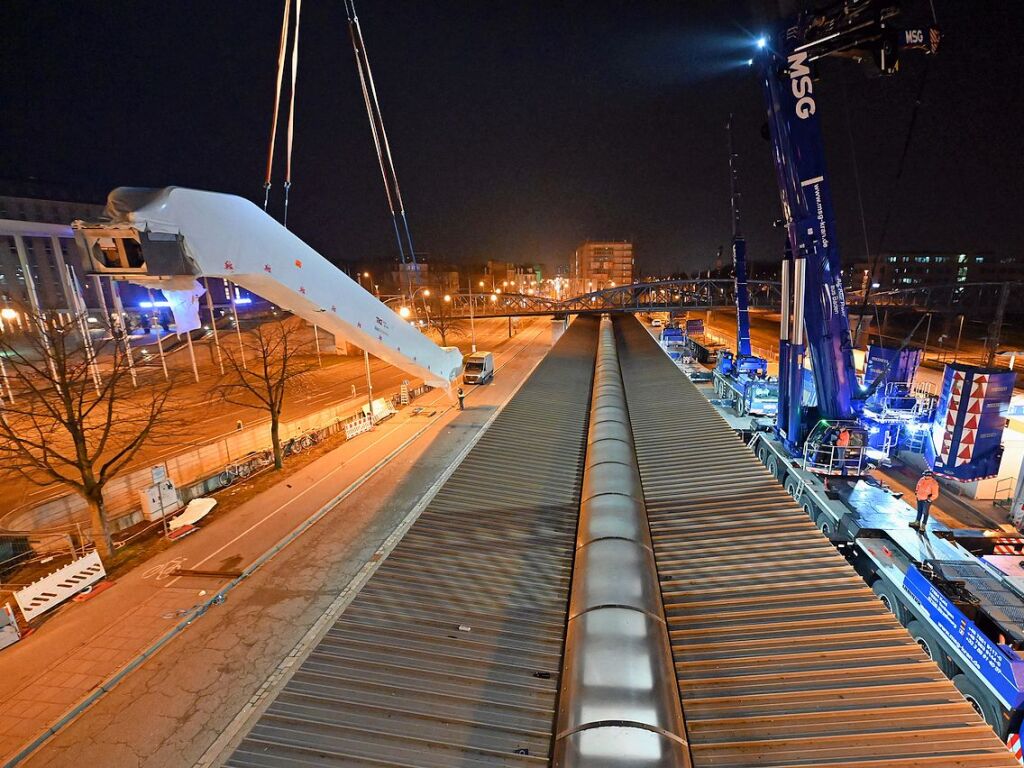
0,307,17,321
756,36,767,49
399,306,411,318
747,58,754,66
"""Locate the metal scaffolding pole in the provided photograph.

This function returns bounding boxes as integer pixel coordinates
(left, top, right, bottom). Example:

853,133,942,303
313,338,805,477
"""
66,264,102,394
13,235,60,387
364,348,375,426
227,280,247,370
0,356,12,404
147,288,170,381
203,277,225,375
185,330,200,383
109,278,138,387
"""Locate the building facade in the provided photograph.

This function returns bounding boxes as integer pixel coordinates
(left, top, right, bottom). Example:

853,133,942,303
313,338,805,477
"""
850,251,1022,291
0,194,105,316
571,240,633,294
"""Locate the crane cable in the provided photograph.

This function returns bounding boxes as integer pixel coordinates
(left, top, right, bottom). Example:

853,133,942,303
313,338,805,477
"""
283,0,302,228
852,1,939,340
851,61,932,343
352,3,417,263
345,0,417,264
346,0,406,263
264,0,292,211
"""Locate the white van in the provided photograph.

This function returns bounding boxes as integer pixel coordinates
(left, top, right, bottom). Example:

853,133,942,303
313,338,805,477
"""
463,351,494,384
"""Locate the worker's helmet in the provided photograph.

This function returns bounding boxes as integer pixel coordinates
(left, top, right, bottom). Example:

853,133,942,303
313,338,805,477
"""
923,469,934,476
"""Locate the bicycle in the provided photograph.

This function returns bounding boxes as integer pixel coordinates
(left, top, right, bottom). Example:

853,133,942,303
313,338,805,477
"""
219,449,273,487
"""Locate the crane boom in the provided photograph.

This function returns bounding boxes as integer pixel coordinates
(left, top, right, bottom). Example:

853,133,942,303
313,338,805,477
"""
757,1,938,451
73,187,463,387
727,115,755,362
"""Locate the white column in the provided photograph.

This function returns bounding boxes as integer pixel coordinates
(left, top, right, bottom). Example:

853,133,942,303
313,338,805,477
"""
14,235,60,387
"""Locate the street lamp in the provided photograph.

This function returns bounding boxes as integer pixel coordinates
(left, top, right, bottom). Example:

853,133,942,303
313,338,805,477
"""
0,308,17,321
410,286,432,327
490,293,498,303
443,294,451,302
399,306,411,319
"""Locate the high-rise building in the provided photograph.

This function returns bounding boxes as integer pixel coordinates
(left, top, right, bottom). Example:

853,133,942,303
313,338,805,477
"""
571,241,633,294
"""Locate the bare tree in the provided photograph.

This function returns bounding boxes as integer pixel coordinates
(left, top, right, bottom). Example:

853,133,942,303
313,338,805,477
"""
217,316,316,470
0,306,173,557
428,294,465,347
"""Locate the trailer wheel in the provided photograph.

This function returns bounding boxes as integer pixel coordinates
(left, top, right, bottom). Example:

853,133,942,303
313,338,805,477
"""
952,674,1006,737
766,455,785,482
871,580,907,625
784,477,800,499
756,443,769,464
802,501,816,521
814,511,835,538
907,620,956,676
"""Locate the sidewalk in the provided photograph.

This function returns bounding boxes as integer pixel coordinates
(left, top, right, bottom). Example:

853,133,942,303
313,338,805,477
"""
0,322,551,766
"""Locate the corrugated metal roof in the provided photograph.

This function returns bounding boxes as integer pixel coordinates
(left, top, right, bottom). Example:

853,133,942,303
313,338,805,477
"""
227,316,599,768
613,315,1017,768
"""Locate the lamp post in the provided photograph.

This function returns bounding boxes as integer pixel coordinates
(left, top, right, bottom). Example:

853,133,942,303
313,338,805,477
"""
954,314,965,363
410,287,432,329
358,271,378,297
467,280,478,353
0,307,16,403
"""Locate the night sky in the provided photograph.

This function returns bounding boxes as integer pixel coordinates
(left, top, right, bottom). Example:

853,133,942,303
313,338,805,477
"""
2,1,1021,277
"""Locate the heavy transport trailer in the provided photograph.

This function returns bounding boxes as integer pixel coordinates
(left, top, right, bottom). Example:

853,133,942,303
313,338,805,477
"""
711,368,778,418
749,429,1024,746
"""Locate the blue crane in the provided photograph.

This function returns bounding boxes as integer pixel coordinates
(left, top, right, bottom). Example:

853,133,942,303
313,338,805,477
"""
712,117,777,416
742,11,1024,747
754,1,940,463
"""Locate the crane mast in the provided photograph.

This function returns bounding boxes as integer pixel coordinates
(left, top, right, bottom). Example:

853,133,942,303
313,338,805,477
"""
755,1,937,453
727,115,758,367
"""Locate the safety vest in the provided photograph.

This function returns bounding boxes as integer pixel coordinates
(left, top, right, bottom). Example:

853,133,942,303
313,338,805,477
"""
836,429,851,447
916,476,940,502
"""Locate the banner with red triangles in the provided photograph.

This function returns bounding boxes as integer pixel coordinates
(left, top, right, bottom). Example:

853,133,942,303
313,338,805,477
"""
929,364,1016,482
956,373,987,466
937,369,966,465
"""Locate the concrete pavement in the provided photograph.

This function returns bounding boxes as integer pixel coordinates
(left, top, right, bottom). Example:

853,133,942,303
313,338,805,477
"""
0,319,555,767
